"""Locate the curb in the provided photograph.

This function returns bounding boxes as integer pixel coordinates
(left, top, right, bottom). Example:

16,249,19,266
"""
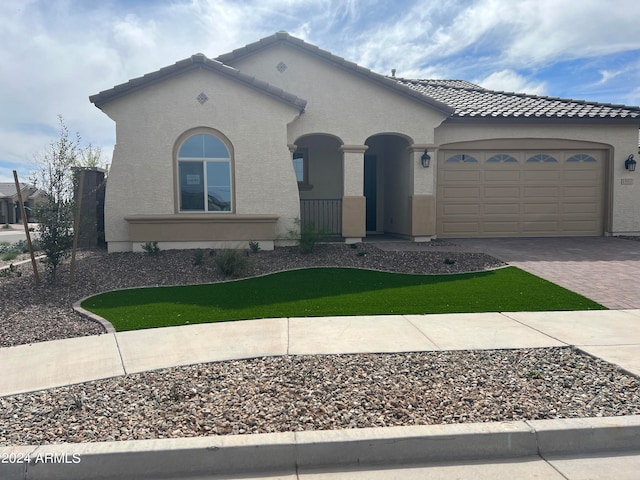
2,415,639,480
72,298,116,334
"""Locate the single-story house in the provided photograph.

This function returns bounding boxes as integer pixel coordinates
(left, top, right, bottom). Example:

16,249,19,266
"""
0,182,44,224
90,32,640,253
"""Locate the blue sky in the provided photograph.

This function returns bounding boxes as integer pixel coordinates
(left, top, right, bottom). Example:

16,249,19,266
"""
1,0,640,182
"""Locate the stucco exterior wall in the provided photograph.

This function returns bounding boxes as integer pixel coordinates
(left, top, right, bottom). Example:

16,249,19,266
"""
226,43,448,146
100,68,302,251
295,135,343,199
435,121,640,234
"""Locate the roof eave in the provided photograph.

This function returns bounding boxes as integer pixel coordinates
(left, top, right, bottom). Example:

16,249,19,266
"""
90,53,307,112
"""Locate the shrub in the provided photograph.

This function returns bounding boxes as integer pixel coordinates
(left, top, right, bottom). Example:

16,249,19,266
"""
291,218,327,254
1,251,18,261
214,249,247,276
31,116,79,280
142,241,160,256
0,264,22,278
193,249,204,266
2,224,11,230
248,240,261,253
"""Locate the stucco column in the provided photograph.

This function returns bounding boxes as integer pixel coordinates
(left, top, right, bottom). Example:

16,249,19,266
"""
408,144,437,240
340,144,368,242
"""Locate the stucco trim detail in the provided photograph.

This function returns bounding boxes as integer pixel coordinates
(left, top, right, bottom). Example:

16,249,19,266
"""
125,214,279,242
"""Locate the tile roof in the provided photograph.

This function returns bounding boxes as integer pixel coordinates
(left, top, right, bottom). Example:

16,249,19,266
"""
394,79,640,120
90,54,307,111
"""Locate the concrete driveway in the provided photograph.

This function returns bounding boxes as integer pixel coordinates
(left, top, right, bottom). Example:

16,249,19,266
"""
452,237,640,309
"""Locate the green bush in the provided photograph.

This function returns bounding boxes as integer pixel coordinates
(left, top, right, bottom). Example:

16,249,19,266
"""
214,249,247,276
1,251,18,261
193,249,204,266
248,240,261,253
141,241,160,256
295,219,327,254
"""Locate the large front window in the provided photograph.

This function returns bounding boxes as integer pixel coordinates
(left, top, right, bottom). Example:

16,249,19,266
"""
178,133,232,212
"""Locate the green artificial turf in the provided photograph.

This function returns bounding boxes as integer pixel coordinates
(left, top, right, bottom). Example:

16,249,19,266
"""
81,267,606,331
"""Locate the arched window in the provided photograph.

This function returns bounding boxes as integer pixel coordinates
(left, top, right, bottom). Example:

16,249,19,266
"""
446,154,478,163
527,154,558,163
487,154,518,163
566,154,596,163
177,133,232,212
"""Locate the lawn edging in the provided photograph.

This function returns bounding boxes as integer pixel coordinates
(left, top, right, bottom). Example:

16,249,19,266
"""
73,298,116,334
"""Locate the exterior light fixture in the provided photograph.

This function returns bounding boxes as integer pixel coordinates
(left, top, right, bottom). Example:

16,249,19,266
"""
421,149,431,168
625,154,637,172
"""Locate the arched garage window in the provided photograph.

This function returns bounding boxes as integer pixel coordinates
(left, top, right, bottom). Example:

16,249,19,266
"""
527,154,557,163
178,133,232,212
487,154,518,163
446,154,478,163
566,154,596,163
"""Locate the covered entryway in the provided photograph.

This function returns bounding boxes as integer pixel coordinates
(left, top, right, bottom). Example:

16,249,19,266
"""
364,134,413,237
437,149,606,237
294,134,344,235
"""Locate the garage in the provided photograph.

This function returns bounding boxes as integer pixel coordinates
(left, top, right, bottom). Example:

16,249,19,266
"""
437,150,606,237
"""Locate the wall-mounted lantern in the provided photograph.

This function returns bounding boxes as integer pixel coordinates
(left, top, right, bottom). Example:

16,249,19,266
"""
421,149,431,168
625,154,637,172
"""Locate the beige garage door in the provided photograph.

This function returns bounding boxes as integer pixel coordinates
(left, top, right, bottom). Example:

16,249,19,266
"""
437,151,605,237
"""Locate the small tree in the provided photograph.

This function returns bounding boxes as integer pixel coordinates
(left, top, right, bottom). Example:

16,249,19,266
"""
31,115,80,280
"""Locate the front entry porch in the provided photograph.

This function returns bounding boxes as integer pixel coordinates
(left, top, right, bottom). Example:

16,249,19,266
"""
294,133,437,243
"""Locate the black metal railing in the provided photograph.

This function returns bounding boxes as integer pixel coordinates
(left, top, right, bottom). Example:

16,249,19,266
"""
300,198,342,235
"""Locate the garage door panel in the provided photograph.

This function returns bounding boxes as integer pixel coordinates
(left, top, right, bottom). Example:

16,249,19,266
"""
483,222,521,234
484,170,520,182
523,170,561,182
563,170,600,182
523,221,560,233
484,186,520,199
484,203,520,214
523,186,559,198
437,149,604,237
523,203,559,214
443,204,480,215
563,203,599,214
441,187,480,200
440,222,481,235
443,170,481,182
562,220,602,234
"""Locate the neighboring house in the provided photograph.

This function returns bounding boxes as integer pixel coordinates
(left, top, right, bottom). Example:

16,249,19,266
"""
0,182,44,224
90,32,640,253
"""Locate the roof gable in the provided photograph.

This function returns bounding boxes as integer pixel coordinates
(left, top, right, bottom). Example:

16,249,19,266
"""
90,53,307,111
216,31,455,116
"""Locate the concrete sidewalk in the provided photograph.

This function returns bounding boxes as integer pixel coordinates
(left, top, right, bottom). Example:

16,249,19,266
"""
2,310,640,479
2,309,640,396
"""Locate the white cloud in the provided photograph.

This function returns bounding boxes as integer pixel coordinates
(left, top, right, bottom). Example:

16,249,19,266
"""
475,69,547,95
1,0,639,182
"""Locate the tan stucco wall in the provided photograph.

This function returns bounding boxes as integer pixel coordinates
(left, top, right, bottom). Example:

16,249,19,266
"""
100,69,302,251
295,135,343,199
226,43,448,147
435,122,640,235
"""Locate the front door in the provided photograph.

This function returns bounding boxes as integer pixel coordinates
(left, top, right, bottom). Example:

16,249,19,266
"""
364,155,377,232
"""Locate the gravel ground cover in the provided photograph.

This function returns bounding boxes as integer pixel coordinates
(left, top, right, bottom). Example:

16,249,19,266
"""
1,347,639,445
0,241,503,348
3,241,638,446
